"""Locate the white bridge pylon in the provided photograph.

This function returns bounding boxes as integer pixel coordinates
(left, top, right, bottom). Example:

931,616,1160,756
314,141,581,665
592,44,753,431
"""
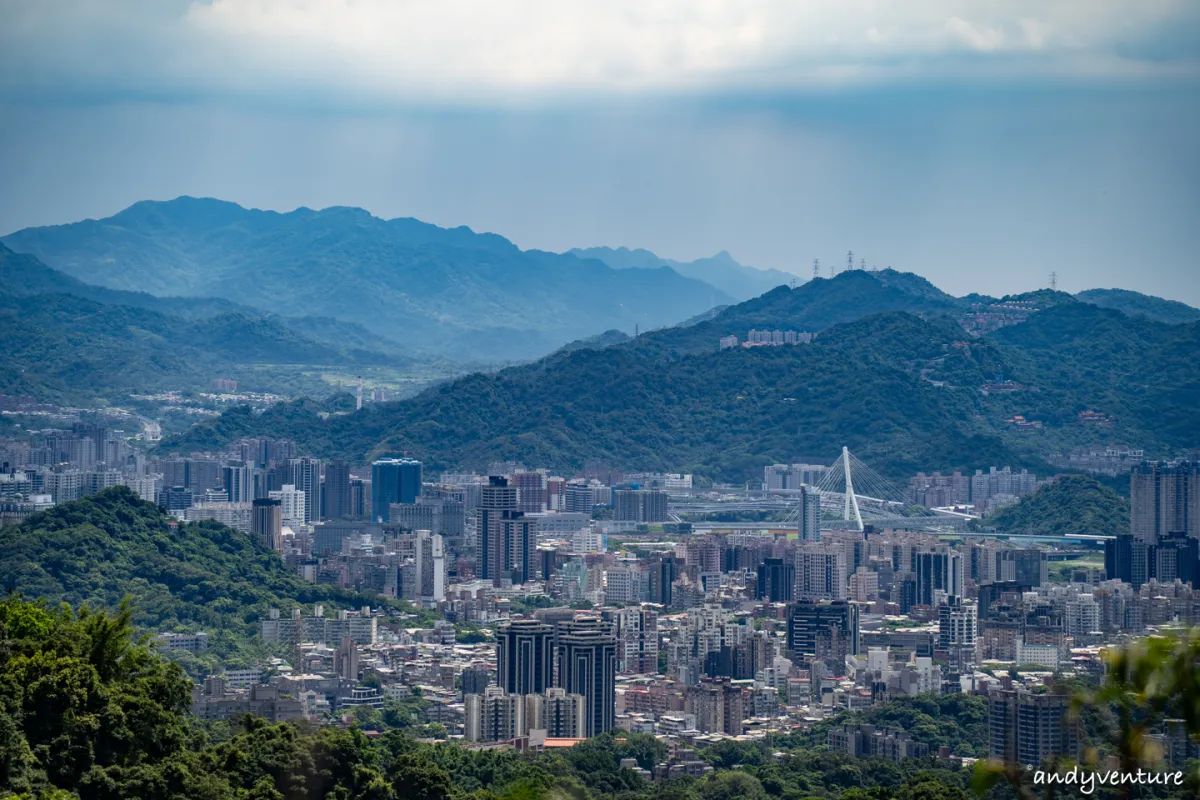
811,446,925,532
841,446,862,530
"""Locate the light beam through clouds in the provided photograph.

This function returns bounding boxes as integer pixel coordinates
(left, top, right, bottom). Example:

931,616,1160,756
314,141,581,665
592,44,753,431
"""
1,1,1197,104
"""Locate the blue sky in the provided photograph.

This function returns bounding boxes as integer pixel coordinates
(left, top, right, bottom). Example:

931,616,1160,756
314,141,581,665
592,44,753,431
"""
1,1,1198,303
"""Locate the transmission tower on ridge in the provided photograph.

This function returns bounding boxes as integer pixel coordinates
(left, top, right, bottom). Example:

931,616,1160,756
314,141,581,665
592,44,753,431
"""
846,250,854,274
813,259,820,280
1050,271,1058,291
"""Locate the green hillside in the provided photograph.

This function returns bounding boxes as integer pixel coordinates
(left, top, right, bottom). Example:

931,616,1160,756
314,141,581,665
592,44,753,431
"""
159,284,1200,482
0,487,397,639
555,328,632,355
0,248,414,402
987,302,1200,450
161,311,1025,480
1077,287,1200,325
0,241,250,319
633,268,961,356
984,474,1130,538
0,241,414,358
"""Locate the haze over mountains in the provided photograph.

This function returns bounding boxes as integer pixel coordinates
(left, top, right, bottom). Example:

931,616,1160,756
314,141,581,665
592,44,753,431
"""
568,246,796,302
0,242,422,402
5,196,1197,371
160,268,1200,481
3,198,1199,426
2,197,735,362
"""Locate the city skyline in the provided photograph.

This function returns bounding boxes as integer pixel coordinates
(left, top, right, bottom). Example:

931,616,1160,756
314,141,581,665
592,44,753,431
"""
1,4,1199,796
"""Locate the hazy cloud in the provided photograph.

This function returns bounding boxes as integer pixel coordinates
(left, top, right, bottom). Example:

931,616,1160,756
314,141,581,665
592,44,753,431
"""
0,2,1196,306
1,1,1198,104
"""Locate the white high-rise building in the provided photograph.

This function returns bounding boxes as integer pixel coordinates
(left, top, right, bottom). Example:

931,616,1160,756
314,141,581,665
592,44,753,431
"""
848,566,879,602
572,525,605,554
938,600,977,647
1015,640,1059,670
464,686,525,742
185,502,253,534
45,470,86,504
123,475,159,503
286,457,322,524
1065,593,1100,637
938,599,978,670
269,484,306,528
415,529,446,604
604,565,643,605
223,464,254,504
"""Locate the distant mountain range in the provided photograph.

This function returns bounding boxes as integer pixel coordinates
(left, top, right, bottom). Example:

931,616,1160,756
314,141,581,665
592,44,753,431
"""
567,246,797,301
0,242,407,352
2,197,734,362
0,242,412,402
4,197,1197,428
160,268,1200,481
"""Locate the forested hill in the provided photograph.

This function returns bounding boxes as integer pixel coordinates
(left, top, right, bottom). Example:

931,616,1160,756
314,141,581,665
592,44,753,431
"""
0,240,414,356
0,244,416,402
634,268,962,356
160,311,1020,480
0,240,250,319
1076,287,1200,325
986,302,1200,449
158,292,1200,482
0,487,395,636
983,475,1130,538
0,290,399,402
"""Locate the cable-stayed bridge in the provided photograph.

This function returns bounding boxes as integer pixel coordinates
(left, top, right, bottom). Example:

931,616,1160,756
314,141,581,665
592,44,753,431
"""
676,447,971,533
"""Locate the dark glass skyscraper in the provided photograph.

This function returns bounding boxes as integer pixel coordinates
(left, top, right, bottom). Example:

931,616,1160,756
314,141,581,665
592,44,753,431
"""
786,600,859,663
323,460,352,521
496,619,553,695
371,458,422,522
649,555,677,606
756,557,795,602
1107,532,1198,589
554,617,617,738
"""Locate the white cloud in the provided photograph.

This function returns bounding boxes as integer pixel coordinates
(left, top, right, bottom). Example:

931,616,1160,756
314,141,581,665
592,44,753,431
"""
0,0,1197,104
1019,18,1049,50
945,16,1005,52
